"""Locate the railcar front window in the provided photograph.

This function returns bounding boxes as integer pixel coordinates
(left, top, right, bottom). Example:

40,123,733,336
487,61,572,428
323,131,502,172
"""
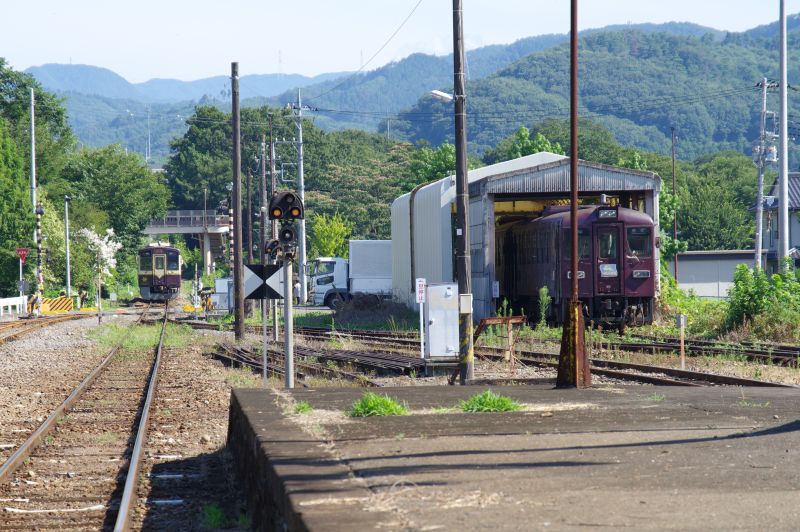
139,251,152,271
598,230,618,259
563,230,590,259
155,257,165,271
167,252,179,270
626,227,652,258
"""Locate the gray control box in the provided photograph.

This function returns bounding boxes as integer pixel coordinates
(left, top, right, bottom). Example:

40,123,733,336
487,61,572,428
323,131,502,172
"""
424,283,459,359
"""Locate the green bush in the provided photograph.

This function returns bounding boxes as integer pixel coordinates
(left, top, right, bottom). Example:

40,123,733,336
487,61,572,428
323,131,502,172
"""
459,390,521,413
726,261,800,340
347,392,408,417
537,286,551,328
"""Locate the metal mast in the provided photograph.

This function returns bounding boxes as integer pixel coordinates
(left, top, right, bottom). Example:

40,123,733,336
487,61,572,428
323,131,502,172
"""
778,0,789,264
754,78,769,269
293,90,308,304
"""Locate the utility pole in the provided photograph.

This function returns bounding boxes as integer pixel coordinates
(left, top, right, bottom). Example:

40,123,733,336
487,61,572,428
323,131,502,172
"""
247,170,254,264
671,127,678,280
452,0,473,383
778,0,790,265
557,0,590,389
270,115,279,342
65,196,72,298
30,88,36,243
260,135,268,384
231,62,245,341
754,78,771,270
292,90,308,304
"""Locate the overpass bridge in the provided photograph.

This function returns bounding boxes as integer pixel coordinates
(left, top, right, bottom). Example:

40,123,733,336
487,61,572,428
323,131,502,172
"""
143,210,229,274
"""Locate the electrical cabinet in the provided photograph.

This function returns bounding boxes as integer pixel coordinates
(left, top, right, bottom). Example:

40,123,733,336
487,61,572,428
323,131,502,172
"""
424,283,459,359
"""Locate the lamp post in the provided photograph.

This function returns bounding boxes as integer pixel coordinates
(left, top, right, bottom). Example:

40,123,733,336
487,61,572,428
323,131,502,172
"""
64,195,72,298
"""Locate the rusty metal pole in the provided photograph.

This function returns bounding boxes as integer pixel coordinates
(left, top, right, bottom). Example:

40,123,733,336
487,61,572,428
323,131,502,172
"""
231,62,245,341
452,0,473,384
557,0,590,389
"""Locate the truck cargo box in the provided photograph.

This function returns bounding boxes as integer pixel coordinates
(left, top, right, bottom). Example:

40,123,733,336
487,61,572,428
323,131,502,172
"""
349,240,392,295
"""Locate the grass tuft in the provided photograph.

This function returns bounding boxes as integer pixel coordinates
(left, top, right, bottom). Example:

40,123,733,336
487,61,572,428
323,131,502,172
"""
294,401,313,414
200,503,226,529
347,392,408,417
647,393,666,402
459,390,521,413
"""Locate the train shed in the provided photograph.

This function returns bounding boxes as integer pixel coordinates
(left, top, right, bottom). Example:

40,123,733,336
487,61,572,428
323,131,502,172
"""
391,152,662,320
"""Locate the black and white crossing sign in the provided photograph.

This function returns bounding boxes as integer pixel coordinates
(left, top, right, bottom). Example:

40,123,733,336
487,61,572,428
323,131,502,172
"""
243,264,284,300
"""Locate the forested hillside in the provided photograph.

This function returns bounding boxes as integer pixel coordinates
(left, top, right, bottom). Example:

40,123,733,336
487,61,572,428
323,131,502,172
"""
392,29,800,160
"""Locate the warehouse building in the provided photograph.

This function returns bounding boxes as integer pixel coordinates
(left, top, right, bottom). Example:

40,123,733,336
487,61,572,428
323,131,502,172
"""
391,152,662,320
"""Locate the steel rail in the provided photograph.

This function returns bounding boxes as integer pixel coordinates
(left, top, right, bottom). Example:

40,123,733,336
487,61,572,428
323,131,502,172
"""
114,304,169,531
0,306,150,485
0,314,88,345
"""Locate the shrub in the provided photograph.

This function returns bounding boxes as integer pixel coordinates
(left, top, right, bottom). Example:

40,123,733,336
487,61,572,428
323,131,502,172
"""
294,401,313,414
459,390,521,413
537,286,551,328
347,392,408,417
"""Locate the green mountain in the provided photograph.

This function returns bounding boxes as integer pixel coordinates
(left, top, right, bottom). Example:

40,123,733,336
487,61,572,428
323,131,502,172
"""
25,64,348,102
391,28,800,160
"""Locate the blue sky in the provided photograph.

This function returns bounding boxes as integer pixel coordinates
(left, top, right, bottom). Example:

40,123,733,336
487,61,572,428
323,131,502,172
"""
3,0,799,82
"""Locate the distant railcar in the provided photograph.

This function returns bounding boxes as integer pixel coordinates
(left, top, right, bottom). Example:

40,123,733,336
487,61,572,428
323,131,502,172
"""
137,244,182,301
497,204,656,328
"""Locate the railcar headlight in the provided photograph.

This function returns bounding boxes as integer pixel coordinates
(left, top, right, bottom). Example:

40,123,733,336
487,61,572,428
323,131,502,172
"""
633,270,651,278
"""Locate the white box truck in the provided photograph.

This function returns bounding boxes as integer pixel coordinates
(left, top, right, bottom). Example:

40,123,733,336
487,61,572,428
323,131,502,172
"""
310,240,392,308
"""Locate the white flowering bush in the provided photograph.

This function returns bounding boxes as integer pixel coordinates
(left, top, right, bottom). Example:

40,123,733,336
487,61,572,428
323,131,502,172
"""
78,228,123,280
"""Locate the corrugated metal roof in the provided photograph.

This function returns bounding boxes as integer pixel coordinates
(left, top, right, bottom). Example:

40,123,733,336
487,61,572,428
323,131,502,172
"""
766,172,800,209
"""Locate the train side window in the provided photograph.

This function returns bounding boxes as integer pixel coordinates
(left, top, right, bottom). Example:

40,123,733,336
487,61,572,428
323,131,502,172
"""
167,252,179,271
563,229,590,259
626,227,652,258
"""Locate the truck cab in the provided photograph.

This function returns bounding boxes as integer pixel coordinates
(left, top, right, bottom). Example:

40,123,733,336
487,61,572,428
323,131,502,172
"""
310,257,349,308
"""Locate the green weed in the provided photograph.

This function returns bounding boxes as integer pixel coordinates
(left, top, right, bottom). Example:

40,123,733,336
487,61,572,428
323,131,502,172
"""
459,390,521,413
647,393,666,402
294,401,313,414
225,367,261,388
738,400,771,408
347,392,408,417
200,503,226,529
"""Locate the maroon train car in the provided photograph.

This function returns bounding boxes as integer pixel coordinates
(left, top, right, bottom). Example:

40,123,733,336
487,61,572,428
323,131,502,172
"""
497,204,656,327
138,245,182,301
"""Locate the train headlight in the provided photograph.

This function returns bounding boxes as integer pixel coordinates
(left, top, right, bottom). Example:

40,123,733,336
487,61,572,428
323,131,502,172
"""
633,270,651,278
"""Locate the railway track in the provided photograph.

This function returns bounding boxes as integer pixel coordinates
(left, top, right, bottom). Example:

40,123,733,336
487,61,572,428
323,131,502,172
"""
621,334,800,366
477,346,797,388
0,304,162,529
213,343,385,387
0,314,89,345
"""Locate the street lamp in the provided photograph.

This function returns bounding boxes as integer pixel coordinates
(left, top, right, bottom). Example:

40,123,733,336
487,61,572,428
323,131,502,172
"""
430,90,454,104
64,195,72,298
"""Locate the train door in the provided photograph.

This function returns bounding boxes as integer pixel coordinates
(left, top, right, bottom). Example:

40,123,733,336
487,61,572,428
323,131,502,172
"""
153,253,166,289
594,224,622,294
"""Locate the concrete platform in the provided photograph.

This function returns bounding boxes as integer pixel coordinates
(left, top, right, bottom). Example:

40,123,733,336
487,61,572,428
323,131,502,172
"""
228,384,800,531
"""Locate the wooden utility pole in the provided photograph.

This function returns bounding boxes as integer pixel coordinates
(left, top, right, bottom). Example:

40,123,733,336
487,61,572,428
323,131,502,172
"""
452,0,473,384
247,170,254,264
231,62,245,341
557,0,590,389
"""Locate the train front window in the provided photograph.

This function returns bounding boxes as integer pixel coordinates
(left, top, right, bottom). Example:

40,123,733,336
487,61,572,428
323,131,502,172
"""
167,252,179,271
139,251,152,271
626,227,652,258
155,256,165,271
598,229,618,259
563,229,590,259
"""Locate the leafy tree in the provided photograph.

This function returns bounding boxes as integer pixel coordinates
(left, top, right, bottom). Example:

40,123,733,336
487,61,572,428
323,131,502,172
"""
309,212,353,258
616,151,648,171
483,126,564,164
59,146,169,253
0,118,34,295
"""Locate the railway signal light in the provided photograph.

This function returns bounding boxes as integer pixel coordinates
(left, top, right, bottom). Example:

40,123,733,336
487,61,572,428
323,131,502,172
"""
278,225,296,245
268,191,304,220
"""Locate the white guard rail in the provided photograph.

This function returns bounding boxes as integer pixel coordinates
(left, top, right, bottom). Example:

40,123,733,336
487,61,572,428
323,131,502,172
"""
0,296,27,317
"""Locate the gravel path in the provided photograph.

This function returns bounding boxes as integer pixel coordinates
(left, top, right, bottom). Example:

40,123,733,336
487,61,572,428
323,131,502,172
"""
0,314,133,462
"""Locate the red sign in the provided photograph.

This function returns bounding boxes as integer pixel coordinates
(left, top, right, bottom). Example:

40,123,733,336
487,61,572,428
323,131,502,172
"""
16,248,30,264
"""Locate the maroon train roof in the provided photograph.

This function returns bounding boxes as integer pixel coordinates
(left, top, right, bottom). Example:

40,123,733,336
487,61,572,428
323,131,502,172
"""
535,205,653,227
